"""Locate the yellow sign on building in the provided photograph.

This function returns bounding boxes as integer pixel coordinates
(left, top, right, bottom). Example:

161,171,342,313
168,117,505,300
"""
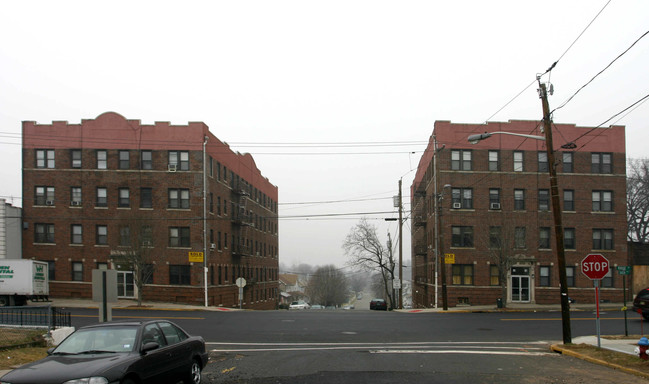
188,252,204,263
444,253,455,264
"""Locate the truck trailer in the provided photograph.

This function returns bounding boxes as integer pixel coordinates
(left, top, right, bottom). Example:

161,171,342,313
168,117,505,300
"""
0,259,49,306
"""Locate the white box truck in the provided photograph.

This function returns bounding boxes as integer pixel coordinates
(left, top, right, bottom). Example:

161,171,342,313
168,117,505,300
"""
0,260,49,306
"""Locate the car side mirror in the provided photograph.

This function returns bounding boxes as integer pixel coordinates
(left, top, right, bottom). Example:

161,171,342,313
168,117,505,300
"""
140,342,160,354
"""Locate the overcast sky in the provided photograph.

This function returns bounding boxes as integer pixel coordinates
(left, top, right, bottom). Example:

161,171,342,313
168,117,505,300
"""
1,1,648,275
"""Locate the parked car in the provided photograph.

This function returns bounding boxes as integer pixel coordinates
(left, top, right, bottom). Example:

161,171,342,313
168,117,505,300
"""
310,304,324,310
0,319,208,384
370,298,387,310
632,288,649,320
289,301,310,310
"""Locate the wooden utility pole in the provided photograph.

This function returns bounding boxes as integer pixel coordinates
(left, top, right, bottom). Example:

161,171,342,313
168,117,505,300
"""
539,81,572,344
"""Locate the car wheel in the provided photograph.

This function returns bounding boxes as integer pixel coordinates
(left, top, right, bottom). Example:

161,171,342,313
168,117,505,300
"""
183,359,202,384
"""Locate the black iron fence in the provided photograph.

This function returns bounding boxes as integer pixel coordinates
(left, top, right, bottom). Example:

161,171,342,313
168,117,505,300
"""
0,306,71,329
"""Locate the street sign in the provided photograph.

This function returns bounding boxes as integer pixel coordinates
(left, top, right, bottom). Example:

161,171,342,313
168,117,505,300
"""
617,266,632,275
188,252,204,262
393,278,401,290
236,277,247,288
581,254,610,280
444,253,455,264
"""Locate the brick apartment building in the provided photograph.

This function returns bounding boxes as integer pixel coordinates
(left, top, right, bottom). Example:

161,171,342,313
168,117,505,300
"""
411,120,627,308
22,112,279,309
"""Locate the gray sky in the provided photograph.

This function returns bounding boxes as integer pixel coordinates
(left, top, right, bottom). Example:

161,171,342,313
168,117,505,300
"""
1,1,648,272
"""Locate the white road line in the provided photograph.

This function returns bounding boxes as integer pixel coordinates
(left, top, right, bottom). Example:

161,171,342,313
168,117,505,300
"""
370,350,553,356
209,342,550,353
206,341,547,346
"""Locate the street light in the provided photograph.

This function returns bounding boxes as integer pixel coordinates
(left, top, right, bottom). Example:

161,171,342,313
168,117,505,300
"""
467,107,572,344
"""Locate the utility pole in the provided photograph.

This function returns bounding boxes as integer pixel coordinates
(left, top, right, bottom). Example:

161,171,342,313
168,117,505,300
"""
538,80,572,344
398,178,403,310
434,136,448,311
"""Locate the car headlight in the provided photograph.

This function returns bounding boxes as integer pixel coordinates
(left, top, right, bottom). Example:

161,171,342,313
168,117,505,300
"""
63,378,108,384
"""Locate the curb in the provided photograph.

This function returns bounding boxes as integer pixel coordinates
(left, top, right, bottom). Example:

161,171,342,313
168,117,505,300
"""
550,344,649,379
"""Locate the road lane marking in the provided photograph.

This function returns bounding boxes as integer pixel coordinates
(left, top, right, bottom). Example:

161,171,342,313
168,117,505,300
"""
501,317,630,321
370,350,553,356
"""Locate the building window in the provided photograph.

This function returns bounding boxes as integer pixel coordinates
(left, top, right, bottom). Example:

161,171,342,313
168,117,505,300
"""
451,226,473,247
96,150,107,169
119,226,131,247
566,266,575,287
451,150,472,171
488,150,499,171
209,193,214,213
489,226,502,249
96,187,107,207
602,267,613,288
118,188,130,208
593,229,614,250
452,264,473,285
489,188,500,208
140,187,152,208
71,149,82,168
47,261,55,280
592,190,613,212
119,150,130,169
169,227,190,248
564,228,576,250
71,224,83,244
451,188,473,209
70,187,82,205
168,189,190,209
563,190,575,211
35,186,55,206
538,151,548,172
96,225,108,245
538,189,550,211
217,197,222,215
141,225,153,246
539,266,551,287
71,262,83,282
513,151,524,172
217,231,222,250
209,156,214,177
490,265,499,286
514,189,525,210
591,153,612,174
562,152,573,173
514,227,526,249
35,223,55,243
141,150,152,170
169,151,190,171
169,265,191,285
36,149,55,169
539,227,551,249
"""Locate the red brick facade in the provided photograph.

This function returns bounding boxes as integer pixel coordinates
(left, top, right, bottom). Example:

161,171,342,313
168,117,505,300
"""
22,112,279,309
411,120,627,308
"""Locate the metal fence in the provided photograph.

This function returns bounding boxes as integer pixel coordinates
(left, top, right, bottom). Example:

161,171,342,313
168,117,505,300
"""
0,306,71,329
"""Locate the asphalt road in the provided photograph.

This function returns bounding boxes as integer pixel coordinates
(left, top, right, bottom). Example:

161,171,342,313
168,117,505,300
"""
63,306,648,383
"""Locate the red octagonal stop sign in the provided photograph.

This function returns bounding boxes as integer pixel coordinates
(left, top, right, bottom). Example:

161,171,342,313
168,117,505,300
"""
581,254,610,280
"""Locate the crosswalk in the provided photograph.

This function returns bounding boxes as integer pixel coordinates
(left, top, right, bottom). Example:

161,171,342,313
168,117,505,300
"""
207,341,554,356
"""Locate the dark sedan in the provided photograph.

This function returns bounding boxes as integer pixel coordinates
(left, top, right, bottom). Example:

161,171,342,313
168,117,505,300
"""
369,298,388,310
0,319,208,384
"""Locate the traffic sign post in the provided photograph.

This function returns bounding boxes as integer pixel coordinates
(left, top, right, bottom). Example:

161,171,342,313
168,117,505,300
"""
581,254,610,348
617,266,631,336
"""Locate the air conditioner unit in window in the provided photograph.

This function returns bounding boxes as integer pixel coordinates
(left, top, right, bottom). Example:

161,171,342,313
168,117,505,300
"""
210,243,216,250
142,241,152,247
71,201,81,206
168,164,177,172
452,202,462,209
490,203,501,210
45,200,54,206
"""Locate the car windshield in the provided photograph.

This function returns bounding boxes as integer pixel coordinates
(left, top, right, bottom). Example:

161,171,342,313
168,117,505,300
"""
53,326,138,354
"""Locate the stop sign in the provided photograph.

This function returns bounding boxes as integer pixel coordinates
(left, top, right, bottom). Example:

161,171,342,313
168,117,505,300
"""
581,254,610,280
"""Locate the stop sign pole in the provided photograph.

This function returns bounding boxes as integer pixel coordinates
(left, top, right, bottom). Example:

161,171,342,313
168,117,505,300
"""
581,254,610,348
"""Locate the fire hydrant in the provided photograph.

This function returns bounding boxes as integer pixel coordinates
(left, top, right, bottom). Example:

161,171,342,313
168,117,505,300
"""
636,337,649,360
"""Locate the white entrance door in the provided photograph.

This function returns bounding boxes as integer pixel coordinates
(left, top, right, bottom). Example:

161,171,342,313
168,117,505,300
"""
117,271,135,298
510,267,531,303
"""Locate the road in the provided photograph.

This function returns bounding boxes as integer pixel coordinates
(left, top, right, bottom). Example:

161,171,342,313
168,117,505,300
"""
63,306,648,383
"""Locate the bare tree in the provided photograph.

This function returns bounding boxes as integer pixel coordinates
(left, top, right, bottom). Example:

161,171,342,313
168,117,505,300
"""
110,217,163,306
628,158,649,242
306,265,349,307
343,218,396,309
